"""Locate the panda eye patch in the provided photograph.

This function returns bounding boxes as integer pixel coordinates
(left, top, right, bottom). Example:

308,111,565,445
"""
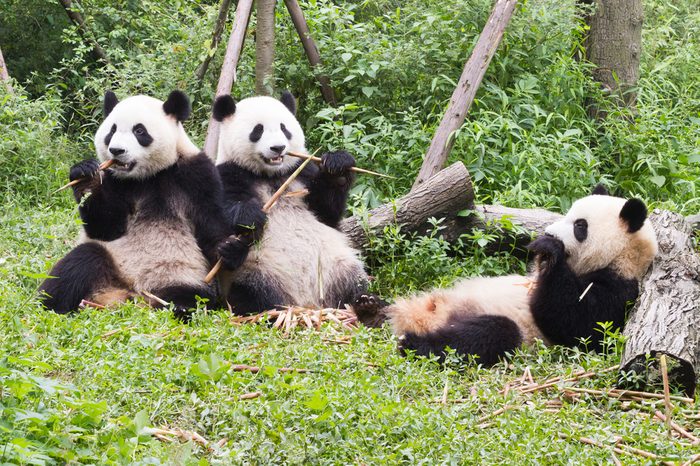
573,218,588,242
104,124,117,146
132,123,153,147
249,124,264,143
280,123,292,140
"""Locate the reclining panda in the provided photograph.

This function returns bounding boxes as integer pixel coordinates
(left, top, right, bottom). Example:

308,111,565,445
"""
212,92,368,315
40,90,232,317
355,187,658,364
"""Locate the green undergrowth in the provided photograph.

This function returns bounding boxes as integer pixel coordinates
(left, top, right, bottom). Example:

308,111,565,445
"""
1,0,700,462
2,206,699,465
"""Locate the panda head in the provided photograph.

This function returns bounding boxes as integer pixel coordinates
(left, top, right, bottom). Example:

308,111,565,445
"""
94,90,199,179
212,91,306,175
544,185,658,280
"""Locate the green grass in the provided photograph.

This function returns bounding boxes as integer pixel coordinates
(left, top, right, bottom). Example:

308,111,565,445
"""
1,207,699,465
1,0,700,462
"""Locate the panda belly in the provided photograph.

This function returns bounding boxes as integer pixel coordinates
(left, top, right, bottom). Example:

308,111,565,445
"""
387,275,546,346
232,183,367,308
83,205,209,294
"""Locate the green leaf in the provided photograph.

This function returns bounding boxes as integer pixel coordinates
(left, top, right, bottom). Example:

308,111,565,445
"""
649,175,666,187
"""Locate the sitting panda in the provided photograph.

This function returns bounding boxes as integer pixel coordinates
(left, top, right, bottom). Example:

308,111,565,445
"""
356,187,658,365
39,90,233,316
212,91,369,314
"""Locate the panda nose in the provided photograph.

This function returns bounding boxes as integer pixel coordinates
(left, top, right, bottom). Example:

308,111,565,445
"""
270,145,286,155
109,147,125,157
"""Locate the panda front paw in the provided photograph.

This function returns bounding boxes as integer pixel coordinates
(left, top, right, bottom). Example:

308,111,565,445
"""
320,151,355,176
69,159,100,182
352,294,390,328
217,235,250,270
235,209,267,242
527,235,566,265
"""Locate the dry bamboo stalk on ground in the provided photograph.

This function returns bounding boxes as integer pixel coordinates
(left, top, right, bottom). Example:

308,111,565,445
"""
287,150,394,178
654,411,700,444
660,354,673,436
240,391,261,400
558,433,673,465
54,159,116,193
561,386,695,404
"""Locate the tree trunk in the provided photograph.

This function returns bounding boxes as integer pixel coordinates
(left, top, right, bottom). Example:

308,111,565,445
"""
255,0,276,96
412,0,517,191
203,0,255,159
58,0,109,63
0,46,13,95
283,0,336,106
583,0,643,116
195,0,234,83
620,210,700,396
340,162,474,249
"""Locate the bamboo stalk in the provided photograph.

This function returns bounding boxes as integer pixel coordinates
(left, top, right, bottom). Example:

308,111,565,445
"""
562,386,695,404
659,354,673,437
240,391,262,400
205,156,313,284
287,150,394,178
654,411,700,444
54,159,115,193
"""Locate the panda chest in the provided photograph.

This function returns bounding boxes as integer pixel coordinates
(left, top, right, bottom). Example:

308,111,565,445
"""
255,180,310,216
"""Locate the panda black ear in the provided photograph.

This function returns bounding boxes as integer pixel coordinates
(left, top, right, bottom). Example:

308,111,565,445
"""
592,184,609,196
213,95,236,122
620,198,647,233
280,91,296,115
163,90,192,121
104,91,119,116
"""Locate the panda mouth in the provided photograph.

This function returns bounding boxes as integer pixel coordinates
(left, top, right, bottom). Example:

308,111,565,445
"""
261,154,284,166
110,159,137,172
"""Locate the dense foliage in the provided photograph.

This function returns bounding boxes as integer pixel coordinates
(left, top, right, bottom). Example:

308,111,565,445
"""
0,0,698,463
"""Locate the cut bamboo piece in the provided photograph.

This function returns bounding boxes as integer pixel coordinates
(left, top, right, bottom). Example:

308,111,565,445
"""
287,151,394,178
54,159,115,193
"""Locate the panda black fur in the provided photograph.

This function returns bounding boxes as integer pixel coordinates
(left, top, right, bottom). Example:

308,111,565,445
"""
213,92,369,315
39,91,232,316
357,187,658,365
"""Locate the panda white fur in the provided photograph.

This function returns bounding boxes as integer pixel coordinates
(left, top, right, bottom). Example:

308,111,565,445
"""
356,186,658,365
212,92,369,314
40,91,231,317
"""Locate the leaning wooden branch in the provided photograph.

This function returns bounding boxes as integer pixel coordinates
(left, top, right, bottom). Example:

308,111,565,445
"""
621,210,700,396
58,0,109,63
203,0,254,158
0,46,13,95
412,0,517,190
195,0,234,83
283,0,336,105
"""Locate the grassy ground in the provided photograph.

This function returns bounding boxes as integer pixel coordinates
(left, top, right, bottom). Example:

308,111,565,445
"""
1,206,699,465
1,0,699,463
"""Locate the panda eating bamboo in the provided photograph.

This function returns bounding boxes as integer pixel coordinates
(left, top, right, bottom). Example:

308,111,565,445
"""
40,90,232,317
212,92,369,315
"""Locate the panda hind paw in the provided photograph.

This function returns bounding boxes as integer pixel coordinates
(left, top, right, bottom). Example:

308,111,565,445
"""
352,294,389,328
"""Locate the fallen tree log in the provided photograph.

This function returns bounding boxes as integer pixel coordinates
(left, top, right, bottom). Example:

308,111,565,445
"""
340,162,474,248
621,210,700,396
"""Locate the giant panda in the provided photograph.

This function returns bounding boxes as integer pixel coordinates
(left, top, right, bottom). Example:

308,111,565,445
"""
39,90,233,316
212,92,369,315
355,187,658,365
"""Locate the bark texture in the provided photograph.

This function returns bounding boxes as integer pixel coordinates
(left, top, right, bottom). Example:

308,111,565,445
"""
584,0,643,114
340,162,474,249
196,0,234,82
0,46,13,94
621,210,700,396
203,0,254,158
412,0,517,190
255,0,276,96
283,0,336,106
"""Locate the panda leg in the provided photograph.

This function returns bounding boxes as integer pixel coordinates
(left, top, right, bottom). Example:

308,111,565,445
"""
39,242,126,314
226,282,286,316
149,284,218,322
400,314,523,366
